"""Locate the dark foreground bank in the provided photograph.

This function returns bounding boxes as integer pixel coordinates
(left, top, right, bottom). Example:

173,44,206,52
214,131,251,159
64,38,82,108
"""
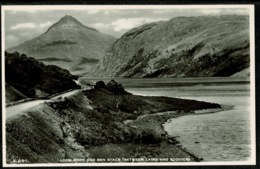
6,80,221,163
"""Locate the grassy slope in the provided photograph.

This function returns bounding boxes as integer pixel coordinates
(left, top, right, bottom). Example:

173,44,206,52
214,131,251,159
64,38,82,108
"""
83,87,220,118
93,15,249,77
6,85,220,163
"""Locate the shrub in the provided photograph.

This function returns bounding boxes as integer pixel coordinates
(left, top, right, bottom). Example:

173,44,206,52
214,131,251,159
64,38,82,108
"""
107,79,125,95
94,81,107,90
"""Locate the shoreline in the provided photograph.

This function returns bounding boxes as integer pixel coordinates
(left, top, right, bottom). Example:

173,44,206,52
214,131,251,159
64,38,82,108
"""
127,105,234,162
6,80,230,163
5,72,251,165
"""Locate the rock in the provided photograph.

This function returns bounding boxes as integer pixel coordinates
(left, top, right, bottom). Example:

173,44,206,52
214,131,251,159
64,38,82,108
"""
167,138,179,145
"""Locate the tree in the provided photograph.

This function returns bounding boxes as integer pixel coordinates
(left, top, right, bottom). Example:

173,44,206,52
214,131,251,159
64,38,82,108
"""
107,80,125,112
94,81,107,90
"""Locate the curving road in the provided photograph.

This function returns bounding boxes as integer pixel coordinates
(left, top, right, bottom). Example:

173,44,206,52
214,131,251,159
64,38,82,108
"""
6,90,80,119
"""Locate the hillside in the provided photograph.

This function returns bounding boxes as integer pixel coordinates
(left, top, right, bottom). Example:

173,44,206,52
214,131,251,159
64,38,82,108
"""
92,15,250,78
5,84,28,103
7,15,116,75
6,80,221,163
5,52,80,103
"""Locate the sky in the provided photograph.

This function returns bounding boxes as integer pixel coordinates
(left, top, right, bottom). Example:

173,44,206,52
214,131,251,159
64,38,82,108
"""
4,7,249,49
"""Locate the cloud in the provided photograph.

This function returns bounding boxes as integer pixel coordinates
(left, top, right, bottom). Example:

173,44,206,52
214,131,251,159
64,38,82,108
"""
6,35,18,41
199,8,249,15
9,10,38,14
93,17,169,32
103,10,125,15
153,9,177,14
199,9,222,14
111,18,168,32
10,23,37,30
18,32,31,38
111,18,144,32
5,35,19,48
228,9,249,15
93,23,110,29
10,21,53,31
39,21,52,28
87,10,99,14
152,8,249,16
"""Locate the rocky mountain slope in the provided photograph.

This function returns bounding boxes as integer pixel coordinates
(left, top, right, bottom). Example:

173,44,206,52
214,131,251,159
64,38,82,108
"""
7,15,116,75
92,15,249,78
5,52,80,103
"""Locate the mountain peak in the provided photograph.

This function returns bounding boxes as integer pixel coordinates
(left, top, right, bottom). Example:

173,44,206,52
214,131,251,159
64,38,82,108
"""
45,15,98,33
59,15,80,24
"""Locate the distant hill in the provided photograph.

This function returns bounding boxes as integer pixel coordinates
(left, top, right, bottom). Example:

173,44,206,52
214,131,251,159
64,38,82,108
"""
5,52,80,103
92,15,250,78
7,15,116,75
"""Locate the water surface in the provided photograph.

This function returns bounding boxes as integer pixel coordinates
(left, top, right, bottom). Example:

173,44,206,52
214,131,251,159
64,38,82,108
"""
125,78,251,162
81,77,251,161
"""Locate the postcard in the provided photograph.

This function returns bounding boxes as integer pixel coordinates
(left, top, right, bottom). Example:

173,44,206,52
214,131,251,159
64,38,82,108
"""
1,4,255,167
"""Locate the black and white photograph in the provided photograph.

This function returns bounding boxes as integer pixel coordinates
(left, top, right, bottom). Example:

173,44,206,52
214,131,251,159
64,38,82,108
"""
1,5,255,166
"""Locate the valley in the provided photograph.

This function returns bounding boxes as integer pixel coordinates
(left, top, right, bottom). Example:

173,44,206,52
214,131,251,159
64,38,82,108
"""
4,11,253,165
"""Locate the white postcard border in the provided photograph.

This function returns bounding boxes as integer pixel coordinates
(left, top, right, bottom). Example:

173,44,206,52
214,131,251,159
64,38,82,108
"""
1,4,256,167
